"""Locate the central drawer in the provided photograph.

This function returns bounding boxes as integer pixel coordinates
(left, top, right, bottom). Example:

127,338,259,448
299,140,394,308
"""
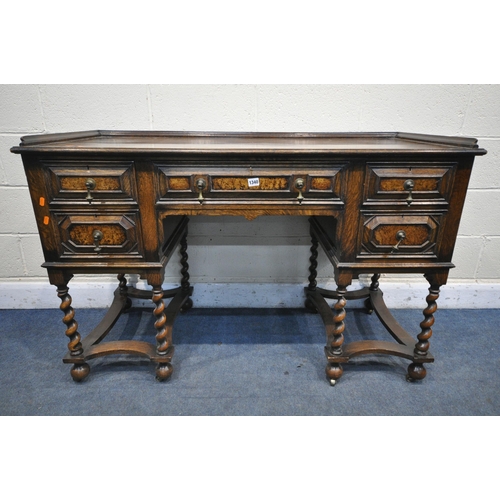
157,164,344,204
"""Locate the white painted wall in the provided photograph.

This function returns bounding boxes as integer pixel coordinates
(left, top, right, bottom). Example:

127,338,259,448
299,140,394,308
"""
1,84,499,308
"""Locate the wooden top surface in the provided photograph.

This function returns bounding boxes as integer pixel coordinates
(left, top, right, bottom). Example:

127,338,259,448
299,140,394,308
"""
11,130,487,155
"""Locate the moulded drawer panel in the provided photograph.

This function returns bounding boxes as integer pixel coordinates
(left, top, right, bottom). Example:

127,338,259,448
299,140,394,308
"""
45,161,137,204
364,163,456,207
55,213,143,259
358,213,443,258
157,164,344,203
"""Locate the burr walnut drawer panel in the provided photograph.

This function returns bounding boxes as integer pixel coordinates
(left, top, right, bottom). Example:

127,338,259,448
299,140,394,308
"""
157,165,344,202
357,213,443,258
363,162,456,207
44,161,137,204
54,213,143,259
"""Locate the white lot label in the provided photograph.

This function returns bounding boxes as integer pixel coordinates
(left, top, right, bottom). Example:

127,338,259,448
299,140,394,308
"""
248,177,260,187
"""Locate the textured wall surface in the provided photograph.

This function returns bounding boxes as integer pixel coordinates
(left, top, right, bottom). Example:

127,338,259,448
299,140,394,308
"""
1,84,499,302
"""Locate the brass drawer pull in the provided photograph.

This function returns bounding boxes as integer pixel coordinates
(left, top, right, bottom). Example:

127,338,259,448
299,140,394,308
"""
392,230,407,252
93,229,103,253
295,178,305,204
196,178,207,204
85,178,96,204
404,179,415,206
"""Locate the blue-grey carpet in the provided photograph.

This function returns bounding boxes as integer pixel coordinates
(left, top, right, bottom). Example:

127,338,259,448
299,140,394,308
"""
1,307,499,415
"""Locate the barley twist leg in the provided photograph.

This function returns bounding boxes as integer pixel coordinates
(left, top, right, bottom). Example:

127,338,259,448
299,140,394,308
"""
117,273,132,311
364,273,380,314
180,233,193,311
407,284,440,382
305,232,319,312
57,285,89,382
326,286,346,385
152,285,173,381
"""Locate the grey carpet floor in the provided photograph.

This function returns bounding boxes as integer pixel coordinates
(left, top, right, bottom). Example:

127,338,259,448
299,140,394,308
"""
1,307,499,415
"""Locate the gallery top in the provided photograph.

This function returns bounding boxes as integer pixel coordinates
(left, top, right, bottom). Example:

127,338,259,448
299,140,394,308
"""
11,130,487,156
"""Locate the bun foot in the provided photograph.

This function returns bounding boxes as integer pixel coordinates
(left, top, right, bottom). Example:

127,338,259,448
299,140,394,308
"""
155,362,173,382
364,298,374,314
70,363,90,382
407,362,427,382
305,297,317,313
181,297,193,312
326,362,343,386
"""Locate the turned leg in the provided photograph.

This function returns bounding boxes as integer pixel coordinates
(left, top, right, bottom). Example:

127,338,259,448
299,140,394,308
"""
117,273,132,311
56,284,90,382
152,285,173,381
179,232,193,311
326,285,347,386
364,273,380,314
305,231,319,312
407,279,441,382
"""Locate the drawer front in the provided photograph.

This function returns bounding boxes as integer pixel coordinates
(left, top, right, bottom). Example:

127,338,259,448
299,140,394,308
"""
364,162,456,207
157,164,344,204
358,214,442,257
55,213,143,259
44,161,137,204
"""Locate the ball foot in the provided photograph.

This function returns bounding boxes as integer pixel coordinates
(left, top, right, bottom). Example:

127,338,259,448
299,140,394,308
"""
123,297,133,313
70,363,90,382
155,362,173,382
325,362,343,386
407,362,427,382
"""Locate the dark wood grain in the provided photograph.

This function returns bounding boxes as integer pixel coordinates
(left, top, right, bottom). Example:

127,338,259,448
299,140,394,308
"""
11,131,485,384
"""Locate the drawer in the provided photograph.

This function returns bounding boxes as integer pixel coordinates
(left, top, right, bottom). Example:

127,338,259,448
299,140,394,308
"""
358,213,442,257
55,213,143,259
44,161,137,204
364,162,456,207
157,165,343,204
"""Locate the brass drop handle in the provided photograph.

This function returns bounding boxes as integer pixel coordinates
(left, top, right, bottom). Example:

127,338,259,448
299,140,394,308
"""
196,178,207,204
85,178,96,204
404,179,415,206
93,229,103,253
295,178,305,204
392,230,407,252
